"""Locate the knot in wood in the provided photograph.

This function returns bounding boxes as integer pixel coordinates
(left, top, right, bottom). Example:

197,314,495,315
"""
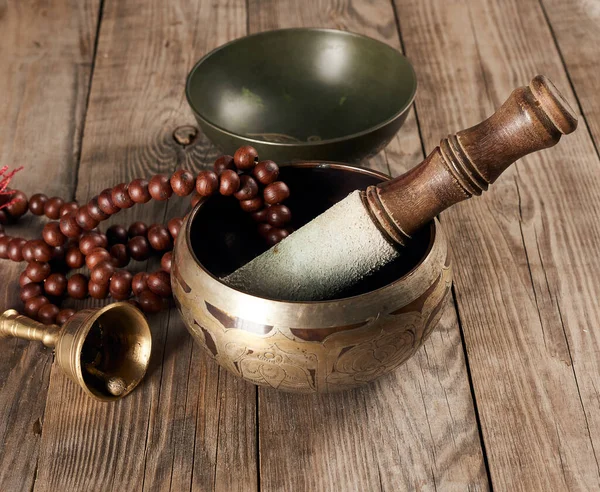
172,125,198,146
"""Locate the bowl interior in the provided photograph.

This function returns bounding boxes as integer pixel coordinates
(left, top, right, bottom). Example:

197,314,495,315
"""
186,29,417,144
189,164,432,301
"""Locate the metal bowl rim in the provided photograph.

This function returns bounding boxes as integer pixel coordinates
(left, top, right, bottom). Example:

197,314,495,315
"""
184,161,438,306
185,28,418,148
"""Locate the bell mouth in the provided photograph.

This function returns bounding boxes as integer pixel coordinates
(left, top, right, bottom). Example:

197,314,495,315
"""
185,162,436,304
76,303,152,401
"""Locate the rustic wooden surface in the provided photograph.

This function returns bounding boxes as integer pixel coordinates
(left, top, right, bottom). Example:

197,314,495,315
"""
0,0,598,490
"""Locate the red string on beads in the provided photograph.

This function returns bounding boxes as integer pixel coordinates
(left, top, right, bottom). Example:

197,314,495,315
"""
0,146,292,326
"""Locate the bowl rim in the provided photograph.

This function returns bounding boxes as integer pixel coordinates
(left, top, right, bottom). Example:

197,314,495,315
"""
183,161,438,306
185,28,418,148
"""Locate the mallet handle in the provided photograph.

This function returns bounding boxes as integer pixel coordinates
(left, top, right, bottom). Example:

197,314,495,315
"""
365,75,578,245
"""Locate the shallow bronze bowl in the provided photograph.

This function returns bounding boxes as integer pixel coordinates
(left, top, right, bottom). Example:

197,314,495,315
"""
172,163,451,392
186,29,417,163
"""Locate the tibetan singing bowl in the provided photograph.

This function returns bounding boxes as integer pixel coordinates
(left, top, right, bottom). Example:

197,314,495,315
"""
186,28,417,163
172,163,451,393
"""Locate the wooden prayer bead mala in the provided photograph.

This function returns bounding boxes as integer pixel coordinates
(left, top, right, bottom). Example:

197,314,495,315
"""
0,146,292,326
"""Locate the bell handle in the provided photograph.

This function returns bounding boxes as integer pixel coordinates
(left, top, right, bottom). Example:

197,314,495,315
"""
365,75,577,245
0,309,60,348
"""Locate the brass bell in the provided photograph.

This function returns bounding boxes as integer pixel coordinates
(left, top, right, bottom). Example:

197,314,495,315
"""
0,302,152,402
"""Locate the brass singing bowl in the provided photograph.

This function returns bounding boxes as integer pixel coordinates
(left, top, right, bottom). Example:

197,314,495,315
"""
186,28,417,163
172,163,452,393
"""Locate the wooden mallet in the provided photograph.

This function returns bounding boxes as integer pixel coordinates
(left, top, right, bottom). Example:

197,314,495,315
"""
226,75,578,301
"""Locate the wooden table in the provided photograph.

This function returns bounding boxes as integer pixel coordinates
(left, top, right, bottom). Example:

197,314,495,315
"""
1,0,599,490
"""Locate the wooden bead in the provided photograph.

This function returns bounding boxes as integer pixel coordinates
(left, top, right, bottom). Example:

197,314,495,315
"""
51,244,66,261
128,178,151,203
85,247,111,271
20,271,33,288
51,247,67,265
132,272,149,295
266,227,289,246
56,309,76,325
7,237,26,262
0,193,11,209
148,174,173,201
90,260,115,285
6,191,28,219
138,290,163,314
26,261,51,282
161,251,172,273
29,240,52,262
128,221,148,238
112,183,135,209
38,303,60,325
42,222,66,247
87,196,109,221
213,155,235,175
257,223,273,237
263,181,290,205
233,145,258,171
234,175,259,201
97,188,120,215
266,204,292,227
240,197,263,213
0,224,4,236
196,170,219,197
167,217,183,239
253,160,279,185
110,270,133,300
219,169,240,196
251,208,269,223
65,246,85,268
88,280,109,299
0,235,10,259
127,299,142,311
190,192,202,208
147,270,171,297
147,224,172,251
59,202,79,217
59,214,82,238
0,210,8,225
22,241,35,262
106,224,128,245
67,274,88,299
171,169,196,196
75,206,99,231
29,194,48,216
128,236,151,261
21,283,42,302
79,233,107,255
110,243,130,268
44,273,68,297
44,197,64,220
24,296,49,318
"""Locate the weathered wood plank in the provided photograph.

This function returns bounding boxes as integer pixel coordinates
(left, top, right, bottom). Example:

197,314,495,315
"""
33,1,256,491
248,1,489,490
393,0,600,489
539,0,600,154
0,1,100,490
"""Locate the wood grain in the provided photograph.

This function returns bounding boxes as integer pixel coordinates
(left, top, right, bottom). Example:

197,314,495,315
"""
539,0,600,154
392,0,600,489
2,0,599,491
32,0,257,491
248,1,488,490
0,1,100,490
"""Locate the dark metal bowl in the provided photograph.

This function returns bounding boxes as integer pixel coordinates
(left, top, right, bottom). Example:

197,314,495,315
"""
186,29,417,163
